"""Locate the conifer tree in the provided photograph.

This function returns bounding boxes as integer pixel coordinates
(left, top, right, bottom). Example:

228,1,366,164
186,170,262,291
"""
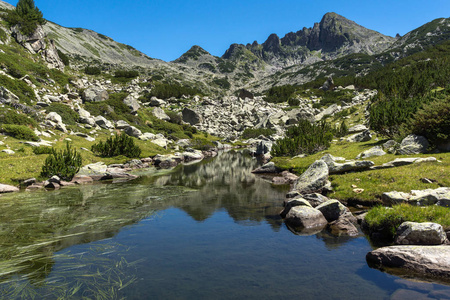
6,0,46,35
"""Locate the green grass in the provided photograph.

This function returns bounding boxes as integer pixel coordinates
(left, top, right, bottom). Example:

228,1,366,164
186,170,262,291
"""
364,204,450,240
0,131,170,185
272,138,450,204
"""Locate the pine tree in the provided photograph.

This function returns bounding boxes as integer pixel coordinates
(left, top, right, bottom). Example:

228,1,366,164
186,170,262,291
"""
6,0,46,35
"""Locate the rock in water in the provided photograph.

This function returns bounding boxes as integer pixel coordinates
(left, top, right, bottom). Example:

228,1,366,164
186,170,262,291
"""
0,184,19,193
293,160,329,194
366,245,450,281
284,206,328,229
251,162,280,174
316,199,348,222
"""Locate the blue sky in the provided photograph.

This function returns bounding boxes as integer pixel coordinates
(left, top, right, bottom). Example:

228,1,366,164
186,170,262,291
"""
3,0,449,61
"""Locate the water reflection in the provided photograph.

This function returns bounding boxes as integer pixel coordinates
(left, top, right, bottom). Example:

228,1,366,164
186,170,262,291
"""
136,151,289,229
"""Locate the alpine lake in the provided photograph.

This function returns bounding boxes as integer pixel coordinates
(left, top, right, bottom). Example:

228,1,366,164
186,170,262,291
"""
0,151,449,299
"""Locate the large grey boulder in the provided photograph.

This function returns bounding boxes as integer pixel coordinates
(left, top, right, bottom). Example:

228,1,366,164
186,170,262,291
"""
320,155,374,174
293,160,329,194
46,111,63,124
182,108,202,125
251,162,281,174
149,97,166,107
124,126,142,138
284,205,328,229
315,104,340,121
152,107,170,121
115,120,130,129
123,95,141,114
348,124,368,134
94,116,114,129
272,171,299,185
280,197,312,218
366,245,450,281
395,222,448,245
356,146,386,159
0,183,19,193
139,132,156,141
302,193,330,207
347,130,372,142
78,108,95,126
82,87,109,102
382,187,450,206
328,217,359,237
382,140,398,153
397,134,429,155
316,199,348,222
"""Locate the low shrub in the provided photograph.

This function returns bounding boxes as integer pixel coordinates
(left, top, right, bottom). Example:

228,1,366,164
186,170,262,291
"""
334,120,348,138
406,95,450,147
57,50,70,66
0,110,37,127
271,120,334,157
190,137,215,151
41,143,82,181
1,124,39,141
84,66,101,75
46,103,78,125
32,146,53,155
241,128,275,139
91,134,141,158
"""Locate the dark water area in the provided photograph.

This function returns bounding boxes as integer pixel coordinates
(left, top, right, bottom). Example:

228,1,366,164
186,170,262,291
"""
0,151,449,299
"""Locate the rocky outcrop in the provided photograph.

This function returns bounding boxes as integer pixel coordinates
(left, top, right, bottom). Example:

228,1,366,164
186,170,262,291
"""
82,87,109,102
316,199,348,222
123,94,141,114
0,183,19,193
397,134,429,155
375,157,437,169
346,130,372,143
11,25,64,70
356,146,386,159
182,107,202,125
251,162,281,174
152,107,170,121
395,222,448,245
381,187,450,206
320,154,374,174
292,160,330,195
366,245,450,281
271,171,299,185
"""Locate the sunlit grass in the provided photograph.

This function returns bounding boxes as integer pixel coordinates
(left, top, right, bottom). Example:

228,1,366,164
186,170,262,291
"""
272,137,450,204
364,204,450,239
0,130,170,185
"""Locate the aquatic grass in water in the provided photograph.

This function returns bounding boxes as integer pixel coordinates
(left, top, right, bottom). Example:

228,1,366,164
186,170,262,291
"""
0,242,142,299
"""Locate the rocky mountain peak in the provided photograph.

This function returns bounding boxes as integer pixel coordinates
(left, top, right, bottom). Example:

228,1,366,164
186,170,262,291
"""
174,45,212,63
